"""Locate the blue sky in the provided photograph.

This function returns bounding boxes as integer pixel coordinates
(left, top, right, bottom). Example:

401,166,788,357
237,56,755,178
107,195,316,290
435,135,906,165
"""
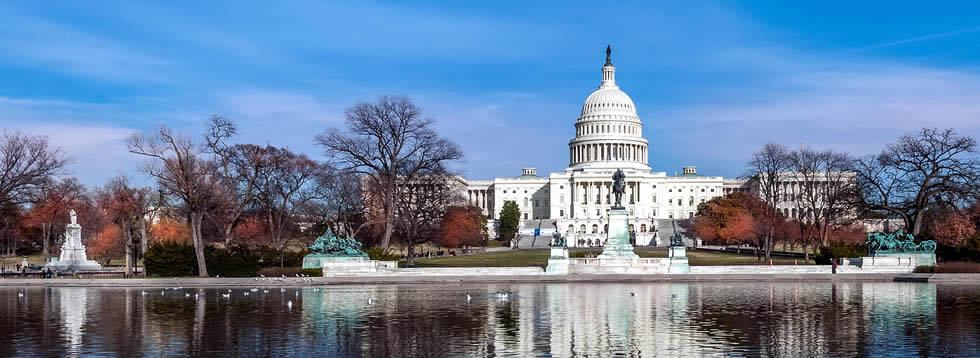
2,1,980,188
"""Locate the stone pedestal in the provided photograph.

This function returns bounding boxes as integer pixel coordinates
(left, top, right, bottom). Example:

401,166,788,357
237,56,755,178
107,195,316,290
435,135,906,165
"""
546,247,570,274
667,246,690,273
840,253,936,273
320,257,397,276
597,208,638,260
303,254,368,270
873,252,937,267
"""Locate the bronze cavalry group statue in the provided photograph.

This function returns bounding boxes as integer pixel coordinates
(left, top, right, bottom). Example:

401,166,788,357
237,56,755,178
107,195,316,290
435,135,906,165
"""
865,230,937,255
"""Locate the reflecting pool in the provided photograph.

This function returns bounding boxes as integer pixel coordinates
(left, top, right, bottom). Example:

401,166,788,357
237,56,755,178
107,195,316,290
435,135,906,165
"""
0,282,977,356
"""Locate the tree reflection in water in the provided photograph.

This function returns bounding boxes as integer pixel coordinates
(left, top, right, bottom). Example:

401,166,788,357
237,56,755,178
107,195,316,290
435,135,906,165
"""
0,282,978,356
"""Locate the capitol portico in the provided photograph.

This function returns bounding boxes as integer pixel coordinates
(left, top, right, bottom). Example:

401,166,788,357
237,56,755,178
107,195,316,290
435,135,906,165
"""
463,47,752,247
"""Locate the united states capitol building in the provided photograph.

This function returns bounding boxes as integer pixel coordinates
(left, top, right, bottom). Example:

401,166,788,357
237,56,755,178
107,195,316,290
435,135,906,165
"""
460,47,755,247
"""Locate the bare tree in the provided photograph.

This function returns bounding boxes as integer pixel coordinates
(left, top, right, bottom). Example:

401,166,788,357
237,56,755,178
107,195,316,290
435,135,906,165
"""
136,189,161,256
855,128,979,235
744,142,791,261
314,95,464,249
0,130,71,207
254,146,324,267
788,148,856,261
203,116,265,248
127,125,215,277
307,167,365,238
96,176,152,275
394,173,465,266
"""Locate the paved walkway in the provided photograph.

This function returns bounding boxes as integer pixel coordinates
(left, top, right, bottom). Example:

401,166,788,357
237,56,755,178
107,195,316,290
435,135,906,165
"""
0,273,975,287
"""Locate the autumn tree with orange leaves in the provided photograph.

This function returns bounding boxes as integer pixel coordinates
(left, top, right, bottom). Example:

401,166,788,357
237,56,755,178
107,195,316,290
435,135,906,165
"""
693,192,771,258
88,225,124,266
439,206,487,248
931,210,977,247
151,217,190,244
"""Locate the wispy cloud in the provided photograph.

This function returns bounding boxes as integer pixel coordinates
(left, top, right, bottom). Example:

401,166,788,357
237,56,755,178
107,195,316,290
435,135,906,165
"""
0,7,174,83
847,27,980,53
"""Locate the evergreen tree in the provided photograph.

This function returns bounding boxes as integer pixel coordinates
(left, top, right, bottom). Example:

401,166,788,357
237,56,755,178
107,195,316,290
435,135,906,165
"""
497,201,520,241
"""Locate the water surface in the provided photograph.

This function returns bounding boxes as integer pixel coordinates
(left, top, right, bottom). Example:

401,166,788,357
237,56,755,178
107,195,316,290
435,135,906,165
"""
0,282,977,357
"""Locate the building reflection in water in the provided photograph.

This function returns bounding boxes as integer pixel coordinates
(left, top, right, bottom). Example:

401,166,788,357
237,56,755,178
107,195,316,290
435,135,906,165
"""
3,282,978,356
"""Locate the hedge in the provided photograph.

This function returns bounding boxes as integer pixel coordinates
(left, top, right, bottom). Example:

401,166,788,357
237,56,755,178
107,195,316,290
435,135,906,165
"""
144,242,262,277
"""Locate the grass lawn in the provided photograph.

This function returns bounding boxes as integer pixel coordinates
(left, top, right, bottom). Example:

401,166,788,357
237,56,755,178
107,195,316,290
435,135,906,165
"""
411,248,814,268
414,250,550,268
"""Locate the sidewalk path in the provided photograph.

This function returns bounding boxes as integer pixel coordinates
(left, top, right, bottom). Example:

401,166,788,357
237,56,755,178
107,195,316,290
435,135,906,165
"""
0,273,975,287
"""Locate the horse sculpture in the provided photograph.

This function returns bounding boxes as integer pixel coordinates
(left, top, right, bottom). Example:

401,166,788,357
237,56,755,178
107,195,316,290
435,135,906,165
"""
866,230,936,255
309,227,368,257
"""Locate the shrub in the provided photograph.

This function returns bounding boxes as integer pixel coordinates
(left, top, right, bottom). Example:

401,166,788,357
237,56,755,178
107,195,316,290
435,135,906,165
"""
815,241,867,265
937,232,980,263
913,265,936,273
915,262,980,273
205,246,260,277
365,247,399,261
144,241,197,277
257,267,322,277
300,268,322,277
569,250,603,258
144,242,261,277
252,246,309,268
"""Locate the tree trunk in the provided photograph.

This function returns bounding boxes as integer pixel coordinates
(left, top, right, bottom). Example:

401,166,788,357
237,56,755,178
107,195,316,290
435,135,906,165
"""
139,218,149,255
223,223,235,250
190,212,208,277
406,245,415,266
803,242,810,265
912,211,925,235
42,223,50,258
124,225,134,276
381,201,395,249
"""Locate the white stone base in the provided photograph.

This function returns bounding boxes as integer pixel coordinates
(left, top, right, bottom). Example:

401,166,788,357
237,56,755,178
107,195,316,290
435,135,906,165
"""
546,247,570,274
838,254,934,273
45,260,103,272
568,257,670,274
321,258,397,277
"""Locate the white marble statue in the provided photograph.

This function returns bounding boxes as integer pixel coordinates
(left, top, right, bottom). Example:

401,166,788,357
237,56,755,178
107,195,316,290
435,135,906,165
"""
45,209,102,271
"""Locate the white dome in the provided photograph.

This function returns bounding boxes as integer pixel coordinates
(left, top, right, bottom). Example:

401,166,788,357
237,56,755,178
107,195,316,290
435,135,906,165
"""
580,87,638,117
567,46,650,171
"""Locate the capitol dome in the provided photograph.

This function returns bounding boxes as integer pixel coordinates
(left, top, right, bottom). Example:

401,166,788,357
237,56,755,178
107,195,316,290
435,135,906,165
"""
568,46,650,171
